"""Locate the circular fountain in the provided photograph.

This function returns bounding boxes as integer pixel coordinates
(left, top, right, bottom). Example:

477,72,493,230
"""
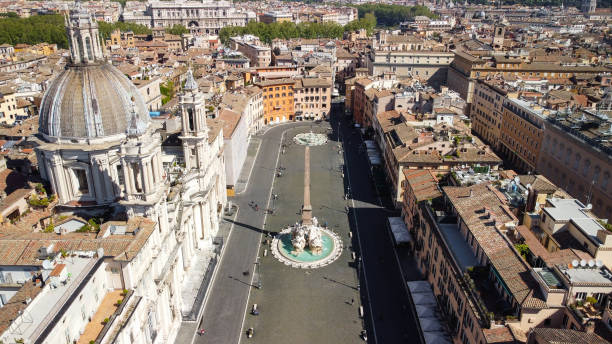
293,132,328,146
272,218,343,268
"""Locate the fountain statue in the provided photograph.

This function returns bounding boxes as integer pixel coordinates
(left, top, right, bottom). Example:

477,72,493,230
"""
289,146,324,255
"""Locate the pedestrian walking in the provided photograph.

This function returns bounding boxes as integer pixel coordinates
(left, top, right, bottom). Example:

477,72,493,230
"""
350,298,354,305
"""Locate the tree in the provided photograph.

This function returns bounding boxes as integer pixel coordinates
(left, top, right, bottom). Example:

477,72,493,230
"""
98,21,151,40
165,24,189,36
160,80,175,105
0,14,68,48
354,4,438,27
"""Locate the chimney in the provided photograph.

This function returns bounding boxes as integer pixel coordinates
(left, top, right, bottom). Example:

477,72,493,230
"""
469,189,473,197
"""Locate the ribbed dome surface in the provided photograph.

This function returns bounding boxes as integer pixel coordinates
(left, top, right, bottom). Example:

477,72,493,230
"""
39,63,150,139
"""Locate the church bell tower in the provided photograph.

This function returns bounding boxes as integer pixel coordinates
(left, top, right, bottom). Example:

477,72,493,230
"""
180,70,209,171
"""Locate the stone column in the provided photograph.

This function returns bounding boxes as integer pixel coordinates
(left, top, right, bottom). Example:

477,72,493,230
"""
91,159,104,204
202,201,211,241
194,203,203,242
50,156,69,203
302,146,313,225
100,157,114,201
141,161,150,194
124,161,134,195
127,162,136,196
145,160,154,193
199,203,206,239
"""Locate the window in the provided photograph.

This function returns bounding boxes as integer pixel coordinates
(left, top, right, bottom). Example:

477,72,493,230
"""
575,292,586,300
593,166,601,184
187,108,195,131
583,159,590,176
85,37,93,61
132,163,142,193
116,164,124,186
74,169,89,194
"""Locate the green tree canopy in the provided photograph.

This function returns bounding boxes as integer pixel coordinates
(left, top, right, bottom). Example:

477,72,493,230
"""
0,14,68,48
219,19,377,45
354,4,438,27
165,24,189,35
98,21,151,40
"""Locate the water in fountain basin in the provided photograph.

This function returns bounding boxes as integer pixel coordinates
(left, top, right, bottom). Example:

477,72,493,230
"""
279,232,334,262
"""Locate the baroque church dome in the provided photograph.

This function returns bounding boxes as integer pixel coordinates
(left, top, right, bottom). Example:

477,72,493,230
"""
39,64,150,139
38,5,149,140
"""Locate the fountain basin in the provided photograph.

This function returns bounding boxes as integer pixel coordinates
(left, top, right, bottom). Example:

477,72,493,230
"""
278,232,334,263
271,227,343,269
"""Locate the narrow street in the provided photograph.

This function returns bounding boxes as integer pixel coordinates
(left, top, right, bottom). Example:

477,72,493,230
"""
337,111,421,344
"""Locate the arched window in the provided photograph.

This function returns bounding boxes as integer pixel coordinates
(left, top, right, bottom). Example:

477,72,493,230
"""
187,108,195,131
583,159,590,176
85,36,93,61
77,36,85,63
565,148,571,164
593,166,601,184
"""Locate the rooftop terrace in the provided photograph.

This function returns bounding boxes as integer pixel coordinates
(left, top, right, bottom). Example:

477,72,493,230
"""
1,257,96,343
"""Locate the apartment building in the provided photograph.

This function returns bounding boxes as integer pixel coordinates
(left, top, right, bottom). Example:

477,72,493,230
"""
108,29,135,49
377,110,501,204
0,88,28,125
447,51,612,113
221,85,264,136
471,78,518,150
259,11,292,24
256,78,295,124
499,98,549,173
537,109,612,220
403,182,605,343
294,77,332,120
133,77,162,112
351,78,399,127
367,50,454,86
230,35,271,67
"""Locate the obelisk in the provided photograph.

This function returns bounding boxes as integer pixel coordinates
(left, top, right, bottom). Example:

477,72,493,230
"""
302,146,313,225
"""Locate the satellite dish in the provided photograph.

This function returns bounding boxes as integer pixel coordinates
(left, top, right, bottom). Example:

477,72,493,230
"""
586,204,593,209
596,260,603,267
588,260,595,267
580,259,587,267
526,183,531,189
572,260,579,268
514,176,520,184
42,260,54,270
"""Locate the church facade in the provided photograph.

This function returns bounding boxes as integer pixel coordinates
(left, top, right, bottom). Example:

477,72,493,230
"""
33,6,226,343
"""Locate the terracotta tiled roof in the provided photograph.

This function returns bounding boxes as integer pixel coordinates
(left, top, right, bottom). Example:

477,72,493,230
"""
531,328,608,344
403,169,442,202
0,281,43,335
444,184,546,308
482,326,516,343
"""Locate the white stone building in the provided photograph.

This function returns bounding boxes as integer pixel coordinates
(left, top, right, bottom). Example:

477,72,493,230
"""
146,0,254,34
18,6,227,344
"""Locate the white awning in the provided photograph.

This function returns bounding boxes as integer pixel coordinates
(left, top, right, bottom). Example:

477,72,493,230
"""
388,217,412,244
